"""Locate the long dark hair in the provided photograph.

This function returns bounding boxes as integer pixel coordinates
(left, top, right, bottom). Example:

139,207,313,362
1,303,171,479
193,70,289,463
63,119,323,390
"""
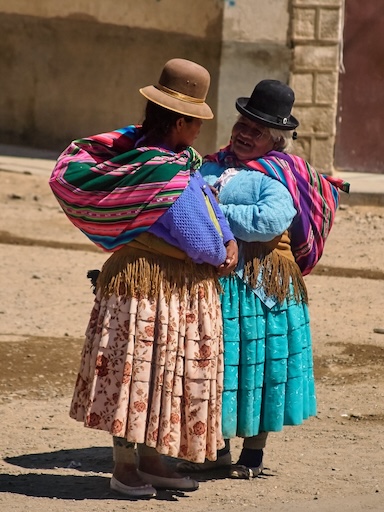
141,101,193,146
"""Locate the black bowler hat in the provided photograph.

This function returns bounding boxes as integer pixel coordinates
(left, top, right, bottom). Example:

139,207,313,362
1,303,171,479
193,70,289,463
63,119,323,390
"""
235,79,299,130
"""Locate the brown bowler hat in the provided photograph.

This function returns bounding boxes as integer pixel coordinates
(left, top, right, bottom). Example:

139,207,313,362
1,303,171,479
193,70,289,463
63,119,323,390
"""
139,58,214,120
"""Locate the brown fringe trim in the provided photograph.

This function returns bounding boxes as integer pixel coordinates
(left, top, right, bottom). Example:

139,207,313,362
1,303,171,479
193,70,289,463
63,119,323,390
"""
96,245,221,302
239,240,308,304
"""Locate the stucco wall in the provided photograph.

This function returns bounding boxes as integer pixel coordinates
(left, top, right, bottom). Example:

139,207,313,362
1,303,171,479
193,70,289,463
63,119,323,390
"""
216,0,292,148
0,0,341,172
0,0,222,37
0,1,223,156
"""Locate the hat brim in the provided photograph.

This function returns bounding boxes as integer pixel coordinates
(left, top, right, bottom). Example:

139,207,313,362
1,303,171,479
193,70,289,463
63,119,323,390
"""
139,86,214,120
236,97,299,130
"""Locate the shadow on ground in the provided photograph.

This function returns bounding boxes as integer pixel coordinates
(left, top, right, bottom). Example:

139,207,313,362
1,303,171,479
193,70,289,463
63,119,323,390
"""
4,446,112,473
0,473,112,500
0,472,189,502
2,447,219,502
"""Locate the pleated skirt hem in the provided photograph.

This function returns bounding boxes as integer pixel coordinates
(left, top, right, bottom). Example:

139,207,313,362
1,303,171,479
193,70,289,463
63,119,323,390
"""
221,275,317,439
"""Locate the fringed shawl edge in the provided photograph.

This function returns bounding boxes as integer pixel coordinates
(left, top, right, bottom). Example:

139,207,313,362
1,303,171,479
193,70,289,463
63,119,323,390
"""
96,245,221,302
241,245,308,304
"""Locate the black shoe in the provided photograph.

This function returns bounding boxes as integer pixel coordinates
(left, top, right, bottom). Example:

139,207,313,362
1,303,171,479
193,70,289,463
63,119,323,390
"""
230,448,263,479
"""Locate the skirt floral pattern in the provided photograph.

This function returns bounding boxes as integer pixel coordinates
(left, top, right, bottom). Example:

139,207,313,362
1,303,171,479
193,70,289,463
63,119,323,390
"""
70,281,224,463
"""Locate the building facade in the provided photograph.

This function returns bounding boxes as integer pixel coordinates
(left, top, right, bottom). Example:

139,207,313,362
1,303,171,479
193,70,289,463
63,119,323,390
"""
0,0,346,173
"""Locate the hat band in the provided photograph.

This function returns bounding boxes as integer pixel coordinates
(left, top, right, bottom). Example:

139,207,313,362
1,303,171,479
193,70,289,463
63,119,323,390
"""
246,105,290,125
156,84,205,104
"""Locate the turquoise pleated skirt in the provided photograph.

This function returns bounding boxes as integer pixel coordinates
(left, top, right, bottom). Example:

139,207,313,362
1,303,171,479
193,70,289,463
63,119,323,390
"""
221,274,317,439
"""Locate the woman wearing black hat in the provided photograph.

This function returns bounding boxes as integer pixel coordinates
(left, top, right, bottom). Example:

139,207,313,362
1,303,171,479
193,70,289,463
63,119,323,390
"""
50,58,238,497
177,79,349,479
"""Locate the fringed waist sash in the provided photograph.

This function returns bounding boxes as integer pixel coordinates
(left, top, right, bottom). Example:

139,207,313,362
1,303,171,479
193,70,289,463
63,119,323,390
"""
239,231,308,304
96,232,220,301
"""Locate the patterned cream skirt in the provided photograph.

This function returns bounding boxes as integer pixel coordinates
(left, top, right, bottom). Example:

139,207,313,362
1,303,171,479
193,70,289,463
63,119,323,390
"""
70,281,224,463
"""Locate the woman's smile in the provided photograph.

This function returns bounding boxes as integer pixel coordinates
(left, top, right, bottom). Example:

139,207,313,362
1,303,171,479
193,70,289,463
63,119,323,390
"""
230,115,274,160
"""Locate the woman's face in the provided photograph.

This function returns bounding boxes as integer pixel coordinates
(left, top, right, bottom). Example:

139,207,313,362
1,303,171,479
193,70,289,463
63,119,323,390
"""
230,115,275,160
176,117,203,149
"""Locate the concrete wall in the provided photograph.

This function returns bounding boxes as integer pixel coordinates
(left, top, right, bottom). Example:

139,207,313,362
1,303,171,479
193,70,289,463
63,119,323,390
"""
0,0,221,37
0,0,223,156
0,0,343,172
215,0,292,148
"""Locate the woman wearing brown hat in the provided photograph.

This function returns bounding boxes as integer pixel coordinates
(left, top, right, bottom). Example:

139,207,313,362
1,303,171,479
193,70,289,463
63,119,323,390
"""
177,79,349,479
49,58,237,497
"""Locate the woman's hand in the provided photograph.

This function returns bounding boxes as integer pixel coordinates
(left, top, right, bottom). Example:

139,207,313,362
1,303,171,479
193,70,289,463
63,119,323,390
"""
217,239,238,276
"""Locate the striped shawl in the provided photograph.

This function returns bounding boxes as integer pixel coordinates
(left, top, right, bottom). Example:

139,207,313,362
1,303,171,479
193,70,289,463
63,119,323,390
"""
204,146,350,275
49,125,201,251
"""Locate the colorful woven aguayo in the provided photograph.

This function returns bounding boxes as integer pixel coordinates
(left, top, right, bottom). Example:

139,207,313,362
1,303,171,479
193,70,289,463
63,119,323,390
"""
49,125,201,251
204,146,350,275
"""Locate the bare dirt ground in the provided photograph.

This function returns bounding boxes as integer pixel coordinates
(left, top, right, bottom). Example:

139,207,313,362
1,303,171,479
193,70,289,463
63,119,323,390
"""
0,168,383,512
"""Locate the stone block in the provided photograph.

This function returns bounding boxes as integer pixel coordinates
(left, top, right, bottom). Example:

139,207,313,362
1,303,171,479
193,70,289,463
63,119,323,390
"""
292,136,311,161
293,106,335,135
315,72,338,104
311,136,335,173
290,73,314,104
293,45,338,71
292,7,316,40
319,8,341,41
293,0,342,6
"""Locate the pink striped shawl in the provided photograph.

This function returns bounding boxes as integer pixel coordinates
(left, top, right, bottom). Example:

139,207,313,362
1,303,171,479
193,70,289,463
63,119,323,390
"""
49,125,200,251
